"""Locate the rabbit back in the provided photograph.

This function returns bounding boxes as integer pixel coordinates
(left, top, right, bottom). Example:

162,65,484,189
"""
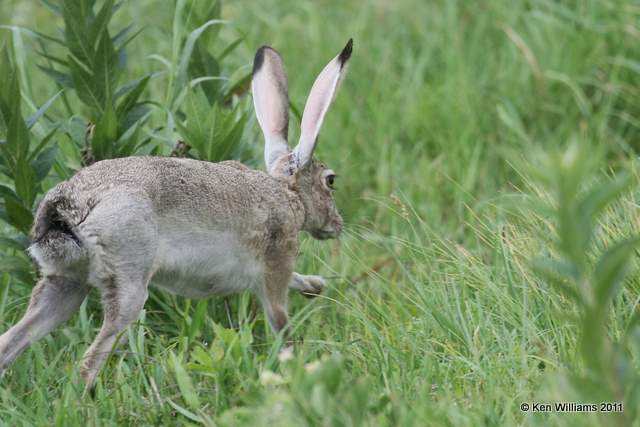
30,156,305,293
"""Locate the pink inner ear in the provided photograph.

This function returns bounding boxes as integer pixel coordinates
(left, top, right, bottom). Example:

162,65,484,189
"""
252,47,290,171
260,67,288,138
295,59,343,166
301,71,340,140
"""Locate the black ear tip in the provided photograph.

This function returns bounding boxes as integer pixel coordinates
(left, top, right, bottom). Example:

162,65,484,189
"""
338,38,353,68
253,46,284,76
253,46,269,75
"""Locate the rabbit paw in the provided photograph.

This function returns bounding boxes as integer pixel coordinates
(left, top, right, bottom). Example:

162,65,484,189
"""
290,273,326,297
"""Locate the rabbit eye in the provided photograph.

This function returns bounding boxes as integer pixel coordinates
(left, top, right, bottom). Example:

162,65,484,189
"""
325,174,336,190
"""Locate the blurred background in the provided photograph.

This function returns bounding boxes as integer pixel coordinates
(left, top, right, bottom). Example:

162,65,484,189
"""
0,1,639,425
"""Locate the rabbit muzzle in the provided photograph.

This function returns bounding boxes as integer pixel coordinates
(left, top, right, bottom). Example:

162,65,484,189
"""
311,216,343,240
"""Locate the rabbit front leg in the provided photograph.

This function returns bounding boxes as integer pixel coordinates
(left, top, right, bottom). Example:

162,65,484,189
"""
261,269,291,335
259,252,296,337
289,272,326,297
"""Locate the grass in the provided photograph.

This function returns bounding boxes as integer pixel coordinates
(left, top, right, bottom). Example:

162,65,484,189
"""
0,0,640,425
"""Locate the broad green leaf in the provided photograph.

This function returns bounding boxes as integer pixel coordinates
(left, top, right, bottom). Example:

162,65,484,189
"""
532,257,582,303
0,236,26,251
219,37,244,61
176,19,227,91
188,44,220,105
0,184,32,233
176,87,213,157
91,98,118,160
92,21,119,104
116,75,150,120
112,23,134,48
0,184,21,205
625,311,640,339
31,144,58,182
187,299,208,343
114,74,152,100
0,203,8,226
13,158,36,206
577,174,631,224
0,130,18,176
26,90,63,129
209,106,247,161
221,72,251,105
183,0,221,39
115,27,144,54
121,103,151,135
33,31,66,49
61,0,120,114
39,0,62,16
166,400,203,423
62,0,96,65
0,159,10,177
115,122,145,157
89,0,114,48
579,307,609,371
35,50,68,67
7,111,30,163
69,54,103,113
593,237,640,303
37,66,74,88
0,47,30,162
0,254,33,276
186,346,215,372
27,124,59,162
63,116,89,147
169,352,201,410
224,109,247,151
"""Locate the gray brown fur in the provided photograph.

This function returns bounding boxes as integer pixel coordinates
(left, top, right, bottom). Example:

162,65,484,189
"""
0,39,352,390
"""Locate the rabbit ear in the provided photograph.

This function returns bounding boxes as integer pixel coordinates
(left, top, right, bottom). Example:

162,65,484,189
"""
252,46,290,173
293,39,353,169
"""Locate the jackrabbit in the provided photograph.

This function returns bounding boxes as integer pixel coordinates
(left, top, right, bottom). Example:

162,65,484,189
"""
0,39,353,389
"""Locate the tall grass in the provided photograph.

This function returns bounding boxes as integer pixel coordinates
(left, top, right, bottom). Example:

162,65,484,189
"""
0,0,639,425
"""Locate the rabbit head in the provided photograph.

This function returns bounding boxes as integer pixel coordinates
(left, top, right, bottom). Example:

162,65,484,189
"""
252,39,352,240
